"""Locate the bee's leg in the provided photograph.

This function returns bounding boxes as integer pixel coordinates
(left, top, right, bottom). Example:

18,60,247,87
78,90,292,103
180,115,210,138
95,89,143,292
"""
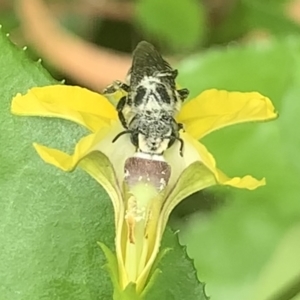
177,88,189,101
177,122,185,132
115,80,130,92
116,96,128,129
177,137,184,156
112,130,132,143
118,112,128,129
171,69,178,78
170,117,185,133
103,80,130,94
167,121,185,156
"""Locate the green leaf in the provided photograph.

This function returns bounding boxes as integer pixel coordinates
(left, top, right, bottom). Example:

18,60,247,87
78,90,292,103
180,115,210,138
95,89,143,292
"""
250,223,300,300
279,54,300,177
242,0,300,35
178,39,296,107
135,0,205,50
144,228,208,300
0,28,114,300
177,38,300,300
0,27,208,299
206,0,300,44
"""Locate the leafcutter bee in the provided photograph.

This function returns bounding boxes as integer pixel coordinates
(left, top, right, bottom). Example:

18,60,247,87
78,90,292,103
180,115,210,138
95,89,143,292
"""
103,41,189,156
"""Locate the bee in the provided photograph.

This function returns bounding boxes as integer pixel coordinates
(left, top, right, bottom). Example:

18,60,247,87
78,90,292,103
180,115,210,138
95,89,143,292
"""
103,41,189,156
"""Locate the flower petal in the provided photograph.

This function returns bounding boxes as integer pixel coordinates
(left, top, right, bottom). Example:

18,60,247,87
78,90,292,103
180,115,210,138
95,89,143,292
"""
159,161,216,234
217,169,266,190
177,89,278,140
34,124,132,288
33,128,109,171
181,133,266,189
33,131,123,224
11,85,118,132
138,161,216,293
78,151,123,236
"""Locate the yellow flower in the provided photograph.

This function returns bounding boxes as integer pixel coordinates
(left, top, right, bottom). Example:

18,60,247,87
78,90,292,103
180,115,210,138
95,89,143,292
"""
11,85,277,296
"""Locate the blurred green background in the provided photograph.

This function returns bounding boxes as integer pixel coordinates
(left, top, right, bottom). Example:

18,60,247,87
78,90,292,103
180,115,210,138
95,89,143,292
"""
1,0,300,299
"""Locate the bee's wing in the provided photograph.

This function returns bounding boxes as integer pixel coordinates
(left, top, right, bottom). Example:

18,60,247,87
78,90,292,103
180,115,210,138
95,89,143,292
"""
130,41,176,87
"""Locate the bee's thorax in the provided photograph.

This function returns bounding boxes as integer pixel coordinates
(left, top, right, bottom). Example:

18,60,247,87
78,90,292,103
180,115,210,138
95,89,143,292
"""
105,41,187,157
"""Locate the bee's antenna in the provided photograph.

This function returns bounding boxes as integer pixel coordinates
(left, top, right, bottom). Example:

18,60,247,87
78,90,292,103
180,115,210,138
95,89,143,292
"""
112,130,132,143
164,135,184,157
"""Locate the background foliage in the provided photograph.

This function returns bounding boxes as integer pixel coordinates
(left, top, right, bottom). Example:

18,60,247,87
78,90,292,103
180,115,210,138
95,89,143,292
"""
1,0,300,299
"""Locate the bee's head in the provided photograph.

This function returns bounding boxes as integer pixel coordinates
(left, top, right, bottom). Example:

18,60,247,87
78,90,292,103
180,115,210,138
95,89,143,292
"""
137,134,168,155
135,121,171,155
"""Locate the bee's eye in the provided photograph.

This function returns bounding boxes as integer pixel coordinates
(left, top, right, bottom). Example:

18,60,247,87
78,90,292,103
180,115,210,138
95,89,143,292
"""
130,131,139,147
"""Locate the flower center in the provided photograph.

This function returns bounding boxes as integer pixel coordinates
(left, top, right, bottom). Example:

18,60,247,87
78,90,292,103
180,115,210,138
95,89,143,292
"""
120,156,171,287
